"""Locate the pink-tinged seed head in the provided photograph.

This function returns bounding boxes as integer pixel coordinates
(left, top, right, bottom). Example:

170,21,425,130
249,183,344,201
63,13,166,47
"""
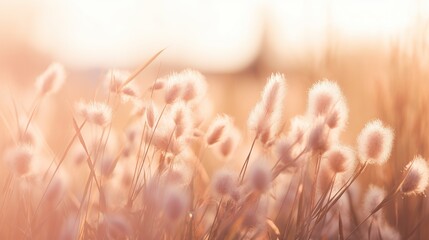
171,102,192,139
248,73,286,137
105,69,129,93
212,169,235,196
217,126,241,158
323,146,355,173
288,116,309,145
357,120,393,165
180,69,207,102
307,117,330,152
163,187,189,222
35,62,66,96
164,74,183,104
145,102,156,128
248,159,272,193
401,156,429,195
276,137,295,164
307,80,348,130
77,101,112,127
5,146,33,176
206,115,231,145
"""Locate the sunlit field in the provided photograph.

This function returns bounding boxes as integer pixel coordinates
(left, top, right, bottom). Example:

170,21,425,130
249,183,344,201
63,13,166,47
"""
1,1,429,239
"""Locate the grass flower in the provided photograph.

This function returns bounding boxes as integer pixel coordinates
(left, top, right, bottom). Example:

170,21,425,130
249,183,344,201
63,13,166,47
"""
401,156,429,195
357,120,393,165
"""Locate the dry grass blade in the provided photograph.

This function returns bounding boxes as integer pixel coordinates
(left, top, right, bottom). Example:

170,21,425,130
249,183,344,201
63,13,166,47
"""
123,48,165,87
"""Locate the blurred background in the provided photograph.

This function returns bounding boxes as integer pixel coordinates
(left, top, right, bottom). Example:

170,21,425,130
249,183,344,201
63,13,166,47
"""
1,0,428,145
1,0,429,236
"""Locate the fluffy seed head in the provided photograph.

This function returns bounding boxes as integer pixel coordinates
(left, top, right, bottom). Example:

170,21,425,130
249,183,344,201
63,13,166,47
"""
276,137,295,164
288,116,309,145
163,187,189,222
206,115,231,145
217,126,241,158
248,73,286,137
164,74,183,104
4,146,33,176
363,185,386,220
307,80,348,130
248,159,272,193
35,62,66,96
77,101,112,127
145,102,156,128
212,169,235,195
357,120,393,165
105,69,129,93
180,69,207,102
401,156,429,195
171,102,192,139
307,117,330,152
323,146,355,173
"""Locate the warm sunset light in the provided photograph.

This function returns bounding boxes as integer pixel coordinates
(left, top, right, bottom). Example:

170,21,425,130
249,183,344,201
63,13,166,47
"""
1,0,429,239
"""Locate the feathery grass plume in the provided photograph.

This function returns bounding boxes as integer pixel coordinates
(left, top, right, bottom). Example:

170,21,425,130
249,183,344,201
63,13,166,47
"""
105,69,130,94
77,101,112,127
212,169,235,196
4,145,33,176
248,158,272,193
248,73,286,139
288,116,309,146
401,156,429,195
171,101,192,139
163,186,190,222
180,69,207,102
276,136,295,164
363,185,386,221
149,78,166,91
307,116,331,152
217,125,241,159
145,102,157,128
35,62,66,96
120,84,139,102
357,120,393,165
307,80,348,130
164,73,184,104
323,146,355,173
206,115,231,146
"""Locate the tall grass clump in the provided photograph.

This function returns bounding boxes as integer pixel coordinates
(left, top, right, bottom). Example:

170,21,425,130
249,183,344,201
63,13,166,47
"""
0,51,428,240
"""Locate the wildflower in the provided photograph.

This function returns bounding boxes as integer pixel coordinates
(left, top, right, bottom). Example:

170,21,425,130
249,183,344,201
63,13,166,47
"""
35,62,66,96
401,156,429,195
357,120,393,165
